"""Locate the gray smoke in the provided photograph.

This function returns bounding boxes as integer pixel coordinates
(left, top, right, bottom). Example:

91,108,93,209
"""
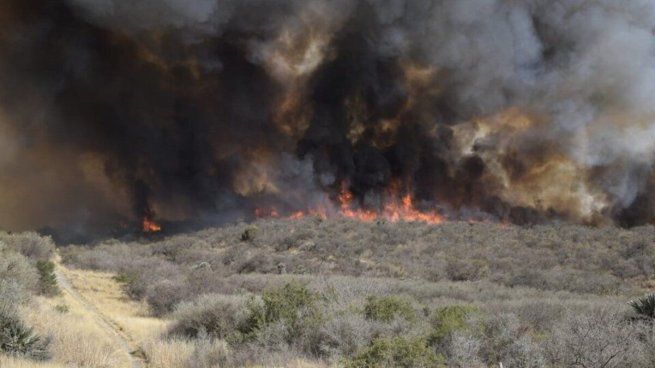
1,0,655,240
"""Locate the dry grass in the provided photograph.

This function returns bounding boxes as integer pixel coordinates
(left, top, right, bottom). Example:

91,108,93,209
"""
60,266,170,343
57,264,182,368
4,263,193,368
0,234,139,368
62,267,149,317
142,339,196,368
0,355,67,368
20,294,132,368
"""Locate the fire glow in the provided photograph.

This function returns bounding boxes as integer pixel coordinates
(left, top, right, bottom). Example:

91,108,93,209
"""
256,182,444,225
142,218,162,233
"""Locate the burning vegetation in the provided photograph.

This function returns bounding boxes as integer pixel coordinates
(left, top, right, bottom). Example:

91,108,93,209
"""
0,1,655,238
261,181,445,225
141,218,162,233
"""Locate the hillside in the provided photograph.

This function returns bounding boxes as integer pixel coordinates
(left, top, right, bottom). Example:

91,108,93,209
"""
60,219,655,366
3,220,655,367
65,219,655,297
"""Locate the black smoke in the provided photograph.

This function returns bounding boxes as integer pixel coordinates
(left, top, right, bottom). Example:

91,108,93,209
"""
1,0,655,240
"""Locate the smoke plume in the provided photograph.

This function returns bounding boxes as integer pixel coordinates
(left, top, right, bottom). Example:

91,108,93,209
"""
1,0,655,239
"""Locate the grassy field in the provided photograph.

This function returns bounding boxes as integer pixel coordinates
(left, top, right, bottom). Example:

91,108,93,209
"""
3,220,655,367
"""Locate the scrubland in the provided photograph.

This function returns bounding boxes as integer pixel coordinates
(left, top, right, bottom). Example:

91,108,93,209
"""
4,219,655,367
0,232,136,368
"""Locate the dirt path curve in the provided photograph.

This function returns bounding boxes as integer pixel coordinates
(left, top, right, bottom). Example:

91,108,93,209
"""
53,255,145,368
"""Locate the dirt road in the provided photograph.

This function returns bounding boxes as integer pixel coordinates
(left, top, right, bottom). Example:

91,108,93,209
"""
54,258,144,368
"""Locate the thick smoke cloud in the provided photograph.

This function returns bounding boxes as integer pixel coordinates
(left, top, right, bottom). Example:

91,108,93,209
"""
1,0,655,239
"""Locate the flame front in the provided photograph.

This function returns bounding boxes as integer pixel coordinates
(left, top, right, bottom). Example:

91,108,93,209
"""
258,181,444,225
339,183,444,225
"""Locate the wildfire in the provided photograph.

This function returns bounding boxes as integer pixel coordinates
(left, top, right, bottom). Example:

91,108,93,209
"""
256,181,444,225
255,208,280,219
338,183,444,224
142,218,162,233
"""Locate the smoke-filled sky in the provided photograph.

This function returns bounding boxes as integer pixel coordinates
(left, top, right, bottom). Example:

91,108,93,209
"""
1,0,655,238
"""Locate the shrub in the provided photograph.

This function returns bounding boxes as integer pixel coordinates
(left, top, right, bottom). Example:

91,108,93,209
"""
36,261,60,296
446,258,488,281
308,312,374,358
0,307,50,360
112,258,185,313
476,313,545,368
0,252,38,294
236,297,266,338
546,309,642,368
0,280,30,308
630,293,655,320
262,283,318,324
512,301,566,333
112,273,136,285
187,333,230,368
240,283,323,343
448,332,483,367
236,254,278,274
241,227,257,242
0,232,55,262
428,305,479,347
170,294,245,340
146,278,189,316
364,296,416,323
345,337,440,368
53,304,69,314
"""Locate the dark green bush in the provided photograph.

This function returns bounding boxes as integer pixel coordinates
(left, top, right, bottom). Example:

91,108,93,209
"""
112,273,136,285
630,293,655,320
53,304,69,314
346,337,441,368
364,296,416,323
240,227,257,242
0,308,50,360
236,297,266,338
36,261,60,296
262,283,318,323
428,305,479,347
239,282,323,343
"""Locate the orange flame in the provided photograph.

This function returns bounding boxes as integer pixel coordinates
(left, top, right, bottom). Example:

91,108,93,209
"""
256,181,444,225
255,208,280,219
142,218,162,233
337,182,444,224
